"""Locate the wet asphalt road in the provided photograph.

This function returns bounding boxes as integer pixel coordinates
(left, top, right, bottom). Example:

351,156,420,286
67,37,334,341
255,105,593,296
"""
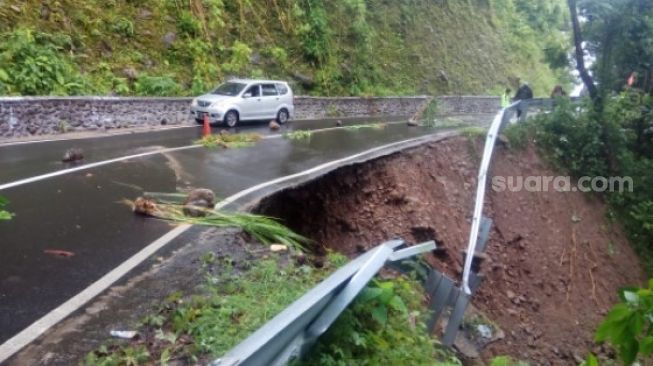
0,117,444,344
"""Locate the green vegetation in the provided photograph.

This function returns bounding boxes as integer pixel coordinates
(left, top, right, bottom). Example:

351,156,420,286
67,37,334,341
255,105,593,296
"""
0,0,569,97
85,254,346,365
343,123,385,131
194,132,263,149
591,280,653,364
179,212,309,251
0,195,12,220
284,129,313,141
460,126,488,139
294,276,461,366
489,356,529,366
137,198,309,250
511,93,653,272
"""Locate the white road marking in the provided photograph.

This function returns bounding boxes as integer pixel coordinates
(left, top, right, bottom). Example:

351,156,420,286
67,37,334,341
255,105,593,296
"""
0,132,442,363
0,121,405,191
0,125,196,147
0,145,200,191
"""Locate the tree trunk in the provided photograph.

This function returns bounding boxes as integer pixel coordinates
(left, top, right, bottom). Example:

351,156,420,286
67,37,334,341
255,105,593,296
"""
567,0,599,101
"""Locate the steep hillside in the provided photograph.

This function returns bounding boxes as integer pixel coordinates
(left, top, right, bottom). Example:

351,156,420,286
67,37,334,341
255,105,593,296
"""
0,0,570,97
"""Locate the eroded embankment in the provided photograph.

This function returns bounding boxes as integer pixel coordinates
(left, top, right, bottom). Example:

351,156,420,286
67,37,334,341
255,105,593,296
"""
254,136,645,364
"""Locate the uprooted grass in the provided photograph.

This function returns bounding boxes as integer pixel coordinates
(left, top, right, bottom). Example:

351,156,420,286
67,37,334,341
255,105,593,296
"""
178,212,309,251
131,199,309,251
194,132,263,149
84,252,348,366
283,129,313,141
343,123,386,131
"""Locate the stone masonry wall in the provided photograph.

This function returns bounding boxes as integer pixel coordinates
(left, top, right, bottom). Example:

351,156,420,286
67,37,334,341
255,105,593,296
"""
0,95,500,139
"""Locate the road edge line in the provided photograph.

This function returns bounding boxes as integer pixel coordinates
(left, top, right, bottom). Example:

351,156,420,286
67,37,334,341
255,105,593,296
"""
0,132,448,363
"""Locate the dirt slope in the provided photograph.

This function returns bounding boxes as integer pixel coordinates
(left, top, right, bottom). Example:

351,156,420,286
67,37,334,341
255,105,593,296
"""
255,136,644,364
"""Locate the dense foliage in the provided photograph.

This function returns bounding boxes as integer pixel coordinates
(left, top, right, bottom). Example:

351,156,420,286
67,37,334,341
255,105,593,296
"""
579,0,653,94
0,0,570,96
593,280,653,364
295,278,460,366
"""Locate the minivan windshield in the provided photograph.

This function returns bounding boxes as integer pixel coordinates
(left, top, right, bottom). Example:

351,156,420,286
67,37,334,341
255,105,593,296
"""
211,82,247,96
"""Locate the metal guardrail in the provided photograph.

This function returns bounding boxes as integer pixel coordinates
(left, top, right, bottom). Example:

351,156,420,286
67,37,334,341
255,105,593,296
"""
211,97,573,365
460,97,579,293
210,240,436,366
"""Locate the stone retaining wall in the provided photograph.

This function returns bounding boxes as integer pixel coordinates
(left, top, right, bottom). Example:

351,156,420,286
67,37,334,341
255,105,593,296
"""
0,95,500,139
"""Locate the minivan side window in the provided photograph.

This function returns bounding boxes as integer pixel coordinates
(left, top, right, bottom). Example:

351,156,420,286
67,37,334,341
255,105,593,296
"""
276,83,289,95
245,84,260,97
262,84,279,96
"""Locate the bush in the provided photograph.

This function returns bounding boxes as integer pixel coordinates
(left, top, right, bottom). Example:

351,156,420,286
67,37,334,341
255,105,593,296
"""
294,277,458,366
112,18,135,38
0,28,89,95
531,92,653,271
134,75,182,96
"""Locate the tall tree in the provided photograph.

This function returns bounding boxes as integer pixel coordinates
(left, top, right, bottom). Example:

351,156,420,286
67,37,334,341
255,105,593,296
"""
567,0,599,101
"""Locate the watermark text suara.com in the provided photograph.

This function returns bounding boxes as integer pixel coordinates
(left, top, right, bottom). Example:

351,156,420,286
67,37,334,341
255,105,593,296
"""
491,175,633,193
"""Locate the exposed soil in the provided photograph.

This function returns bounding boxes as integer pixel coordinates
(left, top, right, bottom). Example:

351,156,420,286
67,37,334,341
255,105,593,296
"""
255,136,645,364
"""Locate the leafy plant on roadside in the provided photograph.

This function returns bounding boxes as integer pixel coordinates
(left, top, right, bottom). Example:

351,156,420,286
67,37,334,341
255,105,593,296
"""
195,133,263,149
490,355,529,366
284,130,313,141
295,276,458,366
343,123,385,131
0,28,89,95
84,255,344,364
594,280,653,365
0,195,13,220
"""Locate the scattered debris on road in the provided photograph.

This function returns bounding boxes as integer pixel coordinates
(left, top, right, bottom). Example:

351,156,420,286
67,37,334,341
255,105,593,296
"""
129,188,308,250
109,330,137,339
195,131,262,149
270,244,288,252
44,249,75,257
61,148,84,163
269,120,281,130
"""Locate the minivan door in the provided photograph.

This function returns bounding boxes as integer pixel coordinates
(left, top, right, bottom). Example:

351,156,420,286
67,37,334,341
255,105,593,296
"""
260,84,280,119
238,84,262,120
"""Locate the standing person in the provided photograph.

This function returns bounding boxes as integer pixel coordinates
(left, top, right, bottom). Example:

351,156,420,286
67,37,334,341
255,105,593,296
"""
550,85,567,98
501,88,512,108
513,82,533,120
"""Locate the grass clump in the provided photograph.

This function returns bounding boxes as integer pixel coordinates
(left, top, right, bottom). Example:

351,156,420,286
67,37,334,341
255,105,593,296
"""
0,195,13,220
194,132,263,149
343,123,386,131
284,130,313,141
134,198,308,251
460,126,487,139
84,255,345,365
502,122,532,150
179,212,309,251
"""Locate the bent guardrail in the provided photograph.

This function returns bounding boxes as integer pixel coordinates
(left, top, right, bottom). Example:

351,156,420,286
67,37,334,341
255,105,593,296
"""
212,97,575,365
460,97,580,294
210,240,436,366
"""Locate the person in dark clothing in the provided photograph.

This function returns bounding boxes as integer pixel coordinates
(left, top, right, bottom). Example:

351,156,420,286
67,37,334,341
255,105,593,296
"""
513,83,534,101
513,83,533,120
550,85,567,98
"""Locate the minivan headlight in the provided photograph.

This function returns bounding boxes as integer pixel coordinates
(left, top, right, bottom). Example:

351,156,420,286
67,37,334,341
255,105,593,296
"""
191,98,198,107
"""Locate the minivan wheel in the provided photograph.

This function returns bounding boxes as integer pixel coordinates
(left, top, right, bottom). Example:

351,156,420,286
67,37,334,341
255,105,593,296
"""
195,118,203,124
224,110,239,128
277,108,289,124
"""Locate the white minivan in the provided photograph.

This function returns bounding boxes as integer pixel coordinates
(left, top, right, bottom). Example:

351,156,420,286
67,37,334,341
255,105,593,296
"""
190,79,294,127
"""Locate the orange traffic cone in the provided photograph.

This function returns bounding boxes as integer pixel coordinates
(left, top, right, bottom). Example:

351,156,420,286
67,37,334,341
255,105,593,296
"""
202,114,211,137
